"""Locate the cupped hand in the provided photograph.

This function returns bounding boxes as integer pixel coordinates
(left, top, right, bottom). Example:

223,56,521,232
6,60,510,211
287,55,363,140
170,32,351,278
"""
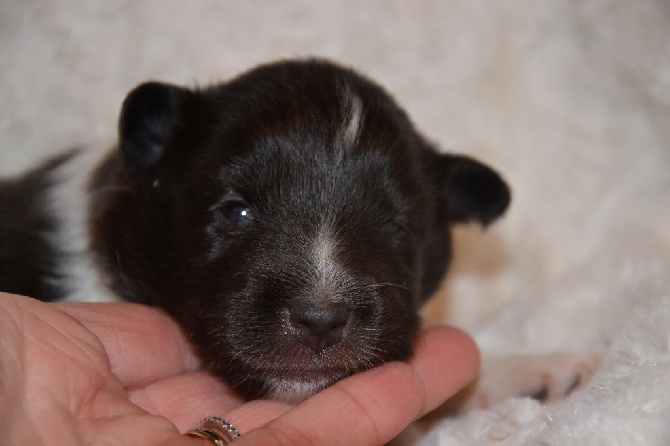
0,293,478,445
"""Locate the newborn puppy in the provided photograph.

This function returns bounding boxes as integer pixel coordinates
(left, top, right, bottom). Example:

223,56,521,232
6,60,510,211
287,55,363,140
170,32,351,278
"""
0,59,510,402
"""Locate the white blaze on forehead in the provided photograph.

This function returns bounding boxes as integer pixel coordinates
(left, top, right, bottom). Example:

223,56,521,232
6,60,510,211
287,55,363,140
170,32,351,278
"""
340,86,364,149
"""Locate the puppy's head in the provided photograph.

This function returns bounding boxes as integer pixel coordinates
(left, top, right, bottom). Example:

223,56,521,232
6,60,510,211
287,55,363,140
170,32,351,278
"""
93,59,510,401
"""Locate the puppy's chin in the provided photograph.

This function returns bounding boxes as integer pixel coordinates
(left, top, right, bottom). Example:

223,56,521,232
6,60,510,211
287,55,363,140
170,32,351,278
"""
217,343,382,402
262,372,346,403
225,366,355,403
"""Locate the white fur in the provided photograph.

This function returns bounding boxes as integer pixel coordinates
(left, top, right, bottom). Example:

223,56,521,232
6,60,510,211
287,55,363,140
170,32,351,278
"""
312,229,337,291
46,146,118,302
267,377,333,404
311,227,353,301
340,87,364,148
2,1,669,444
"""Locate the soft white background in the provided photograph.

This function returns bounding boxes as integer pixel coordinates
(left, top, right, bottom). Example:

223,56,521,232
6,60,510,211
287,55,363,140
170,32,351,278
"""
1,1,669,444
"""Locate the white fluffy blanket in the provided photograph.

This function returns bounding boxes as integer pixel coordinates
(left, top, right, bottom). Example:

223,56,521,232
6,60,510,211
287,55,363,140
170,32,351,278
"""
1,1,669,444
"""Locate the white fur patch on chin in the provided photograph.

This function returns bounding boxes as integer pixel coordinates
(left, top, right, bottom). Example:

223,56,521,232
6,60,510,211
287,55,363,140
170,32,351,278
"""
46,146,118,302
265,377,332,403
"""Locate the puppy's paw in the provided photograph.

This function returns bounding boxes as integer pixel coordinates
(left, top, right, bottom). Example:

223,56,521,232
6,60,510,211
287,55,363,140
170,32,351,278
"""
463,352,601,411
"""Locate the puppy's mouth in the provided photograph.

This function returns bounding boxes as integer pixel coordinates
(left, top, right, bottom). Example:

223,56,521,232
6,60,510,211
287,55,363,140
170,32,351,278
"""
260,367,350,382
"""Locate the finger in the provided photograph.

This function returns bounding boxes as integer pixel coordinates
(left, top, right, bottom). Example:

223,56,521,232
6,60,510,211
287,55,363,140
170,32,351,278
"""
57,302,200,388
223,326,478,445
128,371,249,432
204,399,293,434
411,325,480,414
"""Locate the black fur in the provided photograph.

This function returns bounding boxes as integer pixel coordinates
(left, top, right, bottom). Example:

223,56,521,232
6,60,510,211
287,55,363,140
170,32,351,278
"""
2,59,510,401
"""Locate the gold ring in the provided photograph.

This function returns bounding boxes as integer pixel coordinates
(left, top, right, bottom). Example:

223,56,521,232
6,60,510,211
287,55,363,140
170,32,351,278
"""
186,416,240,445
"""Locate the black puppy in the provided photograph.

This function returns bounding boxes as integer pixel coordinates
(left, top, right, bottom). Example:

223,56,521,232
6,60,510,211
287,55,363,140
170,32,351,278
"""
0,59,509,402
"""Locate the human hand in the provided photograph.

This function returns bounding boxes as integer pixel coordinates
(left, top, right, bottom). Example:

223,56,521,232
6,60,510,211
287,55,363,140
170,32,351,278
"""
0,292,478,445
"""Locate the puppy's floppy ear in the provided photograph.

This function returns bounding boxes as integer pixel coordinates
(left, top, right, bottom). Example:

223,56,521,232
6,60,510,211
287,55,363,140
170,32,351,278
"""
434,154,511,226
118,81,187,171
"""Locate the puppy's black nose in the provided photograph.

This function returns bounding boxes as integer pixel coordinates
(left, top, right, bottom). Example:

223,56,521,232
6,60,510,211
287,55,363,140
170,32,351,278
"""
289,302,350,353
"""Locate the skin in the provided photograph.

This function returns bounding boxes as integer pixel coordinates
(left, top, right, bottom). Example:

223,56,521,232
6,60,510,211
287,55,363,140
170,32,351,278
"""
0,292,478,445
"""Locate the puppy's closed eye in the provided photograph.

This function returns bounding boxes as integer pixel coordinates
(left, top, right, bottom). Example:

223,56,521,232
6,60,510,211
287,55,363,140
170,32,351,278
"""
381,219,407,237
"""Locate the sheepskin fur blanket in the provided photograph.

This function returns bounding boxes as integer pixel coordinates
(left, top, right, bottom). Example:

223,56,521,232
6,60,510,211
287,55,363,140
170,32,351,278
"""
1,1,669,444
